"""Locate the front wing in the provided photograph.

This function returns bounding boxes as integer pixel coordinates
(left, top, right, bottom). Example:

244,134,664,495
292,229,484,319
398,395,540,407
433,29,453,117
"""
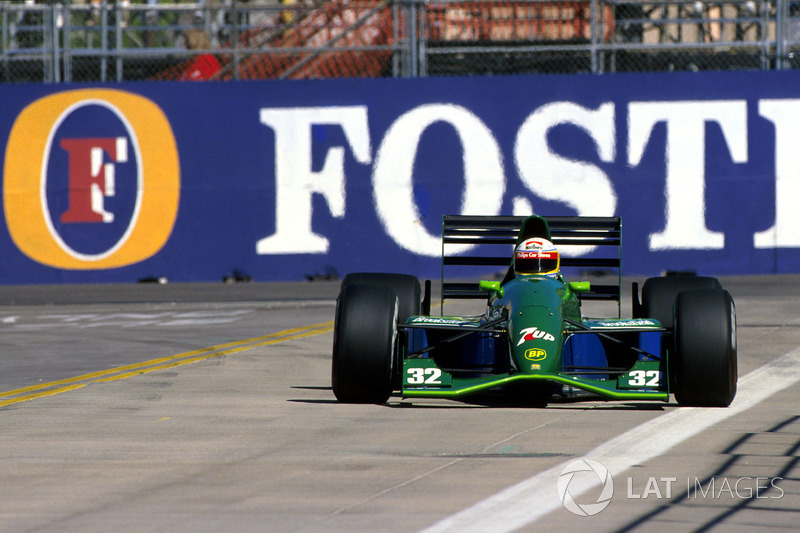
399,318,670,402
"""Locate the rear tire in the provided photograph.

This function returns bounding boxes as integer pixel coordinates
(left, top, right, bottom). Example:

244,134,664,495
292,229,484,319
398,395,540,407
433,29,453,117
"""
640,276,722,328
673,289,737,407
332,284,399,404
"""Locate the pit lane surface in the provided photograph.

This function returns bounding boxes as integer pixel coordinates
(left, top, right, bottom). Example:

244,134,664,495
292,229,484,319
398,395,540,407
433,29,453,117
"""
1,276,799,532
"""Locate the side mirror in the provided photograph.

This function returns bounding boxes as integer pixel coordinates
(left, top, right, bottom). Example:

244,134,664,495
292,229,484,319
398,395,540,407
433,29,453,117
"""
478,280,504,298
569,281,591,293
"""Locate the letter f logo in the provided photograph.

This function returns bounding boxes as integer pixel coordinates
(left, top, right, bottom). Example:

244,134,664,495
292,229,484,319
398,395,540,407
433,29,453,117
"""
60,137,127,224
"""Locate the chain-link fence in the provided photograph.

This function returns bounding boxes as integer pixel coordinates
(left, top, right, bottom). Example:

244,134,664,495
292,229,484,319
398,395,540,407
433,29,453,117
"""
2,0,800,82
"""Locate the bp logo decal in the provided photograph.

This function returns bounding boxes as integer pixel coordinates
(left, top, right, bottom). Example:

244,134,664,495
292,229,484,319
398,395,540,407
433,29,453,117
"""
3,89,180,269
525,348,547,361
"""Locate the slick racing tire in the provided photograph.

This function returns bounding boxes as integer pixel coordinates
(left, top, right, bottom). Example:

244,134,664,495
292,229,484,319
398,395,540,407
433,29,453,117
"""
332,284,399,404
340,273,421,323
672,289,737,407
340,273,420,390
640,276,722,328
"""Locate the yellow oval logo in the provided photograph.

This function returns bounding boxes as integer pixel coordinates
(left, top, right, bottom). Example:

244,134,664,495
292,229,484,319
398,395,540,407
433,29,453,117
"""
3,89,180,269
525,348,547,361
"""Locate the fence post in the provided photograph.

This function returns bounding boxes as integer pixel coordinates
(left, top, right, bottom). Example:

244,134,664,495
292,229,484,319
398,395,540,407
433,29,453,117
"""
63,1,71,83
407,0,419,77
115,0,122,81
49,2,59,83
406,0,416,77
100,0,108,82
590,0,599,73
232,0,240,80
418,0,427,76
1,5,7,82
777,0,787,70
393,0,414,77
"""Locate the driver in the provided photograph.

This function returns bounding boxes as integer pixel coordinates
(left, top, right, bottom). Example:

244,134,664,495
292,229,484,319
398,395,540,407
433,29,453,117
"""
514,237,560,276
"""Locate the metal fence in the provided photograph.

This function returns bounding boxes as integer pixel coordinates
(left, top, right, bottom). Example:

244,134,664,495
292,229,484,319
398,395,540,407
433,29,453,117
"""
3,0,800,82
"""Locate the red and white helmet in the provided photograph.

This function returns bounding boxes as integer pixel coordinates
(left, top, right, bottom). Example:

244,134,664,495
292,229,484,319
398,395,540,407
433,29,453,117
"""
514,238,560,275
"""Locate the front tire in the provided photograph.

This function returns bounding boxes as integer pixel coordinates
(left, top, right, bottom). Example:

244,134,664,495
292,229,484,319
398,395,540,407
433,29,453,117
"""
673,289,737,407
340,273,420,323
332,284,399,404
340,273,420,390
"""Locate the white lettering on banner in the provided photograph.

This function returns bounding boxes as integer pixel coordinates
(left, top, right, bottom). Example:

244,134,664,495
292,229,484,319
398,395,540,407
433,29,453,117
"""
627,101,748,251
254,99,800,259
755,100,800,248
372,104,504,256
256,106,371,254
514,102,616,256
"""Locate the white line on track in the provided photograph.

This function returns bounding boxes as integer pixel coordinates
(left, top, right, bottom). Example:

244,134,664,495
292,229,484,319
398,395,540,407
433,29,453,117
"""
419,347,800,533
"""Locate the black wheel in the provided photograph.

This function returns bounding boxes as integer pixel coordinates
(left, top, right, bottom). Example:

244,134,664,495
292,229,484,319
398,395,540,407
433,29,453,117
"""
672,289,737,407
640,276,722,328
332,284,399,404
340,273,420,323
340,273,420,390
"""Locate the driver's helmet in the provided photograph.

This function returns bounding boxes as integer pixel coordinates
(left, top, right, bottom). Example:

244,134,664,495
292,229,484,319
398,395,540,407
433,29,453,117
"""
514,238,560,275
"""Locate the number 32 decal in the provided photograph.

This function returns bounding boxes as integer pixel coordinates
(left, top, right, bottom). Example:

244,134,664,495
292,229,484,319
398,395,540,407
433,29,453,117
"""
406,367,442,385
628,370,660,387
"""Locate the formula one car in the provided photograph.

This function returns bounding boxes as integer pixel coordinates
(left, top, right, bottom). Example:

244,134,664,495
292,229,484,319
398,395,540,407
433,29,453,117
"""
332,215,737,407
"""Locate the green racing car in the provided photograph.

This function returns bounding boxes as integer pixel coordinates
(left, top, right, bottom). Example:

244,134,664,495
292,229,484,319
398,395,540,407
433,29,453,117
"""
331,215,737,407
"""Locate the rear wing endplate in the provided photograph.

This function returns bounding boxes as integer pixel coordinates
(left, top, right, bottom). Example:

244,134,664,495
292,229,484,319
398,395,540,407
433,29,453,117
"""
441,215,621,312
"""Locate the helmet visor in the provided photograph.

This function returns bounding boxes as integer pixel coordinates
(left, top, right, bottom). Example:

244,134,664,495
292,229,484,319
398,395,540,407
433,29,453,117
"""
515,251,559,274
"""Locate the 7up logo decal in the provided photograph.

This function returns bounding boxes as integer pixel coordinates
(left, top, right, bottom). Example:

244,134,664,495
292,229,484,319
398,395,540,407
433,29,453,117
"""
517,326,556,346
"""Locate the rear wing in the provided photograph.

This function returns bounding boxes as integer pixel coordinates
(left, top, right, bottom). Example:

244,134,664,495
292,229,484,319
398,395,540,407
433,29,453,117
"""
441,215,621,311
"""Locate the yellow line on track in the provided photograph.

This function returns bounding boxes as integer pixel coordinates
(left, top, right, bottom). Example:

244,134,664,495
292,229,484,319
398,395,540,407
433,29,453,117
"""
0,321,334,408
0,384,88,408
92,325,333,383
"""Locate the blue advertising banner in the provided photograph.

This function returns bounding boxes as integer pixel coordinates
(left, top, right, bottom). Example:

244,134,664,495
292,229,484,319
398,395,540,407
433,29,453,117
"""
1,70,800,284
